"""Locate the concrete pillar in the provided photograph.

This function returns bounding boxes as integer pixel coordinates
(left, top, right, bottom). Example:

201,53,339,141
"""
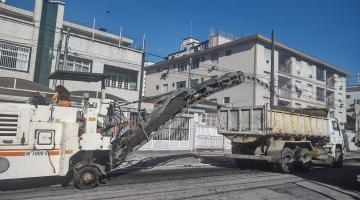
34,0,65,87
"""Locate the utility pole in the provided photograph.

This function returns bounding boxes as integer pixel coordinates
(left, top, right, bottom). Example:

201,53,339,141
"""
270,30,275,108
188,57,192,88
119,26,123,47
53,29,64,87
92,18,96,41
60,28,70,85
137,34,146,111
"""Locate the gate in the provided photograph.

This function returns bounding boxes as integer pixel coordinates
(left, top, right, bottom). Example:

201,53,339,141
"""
140,117,190,150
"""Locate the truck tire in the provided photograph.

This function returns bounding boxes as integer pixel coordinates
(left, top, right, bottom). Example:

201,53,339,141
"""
294,148,312,171
73,165,99,190
277,148,294,173
332,147,343,168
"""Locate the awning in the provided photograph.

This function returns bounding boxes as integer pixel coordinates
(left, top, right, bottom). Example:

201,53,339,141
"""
48,70,110,82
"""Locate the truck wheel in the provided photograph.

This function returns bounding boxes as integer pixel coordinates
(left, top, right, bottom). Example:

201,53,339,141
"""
277,148,294,173
294,148,312,171
73,166,99,190
332,147,343,168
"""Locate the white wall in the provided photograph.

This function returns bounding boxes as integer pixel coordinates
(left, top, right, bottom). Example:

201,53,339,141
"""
0,3,41,81
54,33,143,102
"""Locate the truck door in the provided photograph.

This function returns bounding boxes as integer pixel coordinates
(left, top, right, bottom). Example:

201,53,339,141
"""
331,121,343,146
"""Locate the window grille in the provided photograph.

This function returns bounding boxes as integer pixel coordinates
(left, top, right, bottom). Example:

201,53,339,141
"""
59,56,91,73
0,41,31,71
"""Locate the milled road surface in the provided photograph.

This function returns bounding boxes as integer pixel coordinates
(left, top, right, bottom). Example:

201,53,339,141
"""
1,153,360,200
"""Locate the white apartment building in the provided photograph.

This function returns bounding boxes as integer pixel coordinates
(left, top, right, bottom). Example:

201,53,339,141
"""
346,74,360,130
0,0,142,103
145,31,350,125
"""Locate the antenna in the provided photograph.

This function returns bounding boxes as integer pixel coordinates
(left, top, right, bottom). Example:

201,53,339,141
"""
190,20,193,37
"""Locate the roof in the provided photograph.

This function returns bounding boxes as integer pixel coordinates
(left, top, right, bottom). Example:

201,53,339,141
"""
48,70,110,82
146,34,350,76
63,21,135,47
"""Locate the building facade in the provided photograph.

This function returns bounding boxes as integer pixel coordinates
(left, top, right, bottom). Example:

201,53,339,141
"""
0,0,142,103
346,75,360,131
145,32,350,125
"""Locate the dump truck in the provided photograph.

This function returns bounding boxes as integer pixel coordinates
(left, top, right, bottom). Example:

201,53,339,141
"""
0,70,245,189
218,106,345,173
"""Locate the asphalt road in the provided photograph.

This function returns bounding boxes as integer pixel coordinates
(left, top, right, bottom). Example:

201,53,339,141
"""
1,154,360,200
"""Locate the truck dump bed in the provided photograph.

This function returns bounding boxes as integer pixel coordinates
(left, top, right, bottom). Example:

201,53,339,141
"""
218,106,330,138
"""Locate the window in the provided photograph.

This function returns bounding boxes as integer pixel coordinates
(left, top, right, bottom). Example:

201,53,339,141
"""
316,87,325,102
224,97,230,104
162,84,168,93
191,58,200,69
201,56,205,62
207,114,218,127
278,75,291,98
191,79,198,87
225,49,232,56
104,65,138,91
156,85,159,90
201,78,204,82
332,121,340,131
176,62,187,72
176,81,186,89
346,95,351,99
308,64,313,78
278,52,291,74
316,66,325,81
35,130,55,150
0,41,31,71
200,114,218,127
210,53,218,65
59,56,92,72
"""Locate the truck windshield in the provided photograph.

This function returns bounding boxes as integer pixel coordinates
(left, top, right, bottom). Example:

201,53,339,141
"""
332,121,340,131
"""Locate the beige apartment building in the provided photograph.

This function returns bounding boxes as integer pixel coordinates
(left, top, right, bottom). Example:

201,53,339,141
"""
145,31,350,125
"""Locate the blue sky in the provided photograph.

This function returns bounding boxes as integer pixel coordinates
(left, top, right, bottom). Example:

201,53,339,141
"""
7,0,360,84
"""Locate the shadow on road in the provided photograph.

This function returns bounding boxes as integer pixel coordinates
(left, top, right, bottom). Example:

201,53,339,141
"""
1,153,360,195
0,176,62,191
293,158,360,193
